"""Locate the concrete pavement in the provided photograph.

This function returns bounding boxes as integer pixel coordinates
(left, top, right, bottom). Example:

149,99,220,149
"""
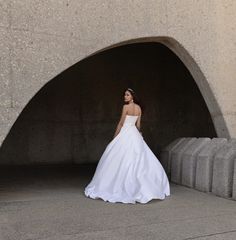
0,164,236,240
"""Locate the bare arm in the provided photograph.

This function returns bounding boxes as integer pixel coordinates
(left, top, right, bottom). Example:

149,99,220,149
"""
136,113,142,135
113,105,127,139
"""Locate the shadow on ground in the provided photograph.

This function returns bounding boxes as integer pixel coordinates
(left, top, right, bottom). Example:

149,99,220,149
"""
0,163,236,240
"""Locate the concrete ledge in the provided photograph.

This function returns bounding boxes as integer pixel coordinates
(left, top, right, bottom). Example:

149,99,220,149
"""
232,161,236,200
212,140,236,198
195,138,227,192
230,139,236,200
170,137,197,184
181,137,211,188
160,138,186,178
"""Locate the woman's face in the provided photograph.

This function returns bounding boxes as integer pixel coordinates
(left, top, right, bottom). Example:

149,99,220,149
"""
124,90,133,103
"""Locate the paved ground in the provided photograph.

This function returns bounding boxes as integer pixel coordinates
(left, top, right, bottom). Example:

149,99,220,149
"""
0,163,236,240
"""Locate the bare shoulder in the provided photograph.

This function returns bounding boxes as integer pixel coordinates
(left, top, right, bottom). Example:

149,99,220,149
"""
122,104,128,112
135,103,142,115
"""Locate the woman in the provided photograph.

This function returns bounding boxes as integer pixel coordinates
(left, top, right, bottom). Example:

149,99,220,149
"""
84,88,170,204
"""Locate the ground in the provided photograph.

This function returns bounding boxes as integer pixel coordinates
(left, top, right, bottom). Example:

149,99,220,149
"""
0,164,236,240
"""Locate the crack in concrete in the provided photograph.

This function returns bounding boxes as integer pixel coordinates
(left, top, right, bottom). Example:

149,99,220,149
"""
183,229,236,240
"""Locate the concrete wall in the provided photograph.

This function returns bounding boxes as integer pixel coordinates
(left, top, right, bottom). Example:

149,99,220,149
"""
0,1,236,151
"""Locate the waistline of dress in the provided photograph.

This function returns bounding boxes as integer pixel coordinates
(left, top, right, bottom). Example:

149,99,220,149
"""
122,123,136,127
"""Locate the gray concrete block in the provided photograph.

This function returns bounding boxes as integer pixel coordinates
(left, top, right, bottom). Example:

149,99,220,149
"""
160,138,186,178
171,137,197,184
212,141,236,198
182,137,211,188
195,138,228,192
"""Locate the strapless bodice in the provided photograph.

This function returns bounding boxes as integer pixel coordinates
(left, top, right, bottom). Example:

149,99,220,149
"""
123,115,139,126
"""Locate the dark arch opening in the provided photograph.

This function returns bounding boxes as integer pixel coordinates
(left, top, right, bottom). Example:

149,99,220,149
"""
0,42,217,167
0,42,217,196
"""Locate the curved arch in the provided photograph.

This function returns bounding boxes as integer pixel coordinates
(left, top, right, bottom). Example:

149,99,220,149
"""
83,36,229,137
1,36,229,147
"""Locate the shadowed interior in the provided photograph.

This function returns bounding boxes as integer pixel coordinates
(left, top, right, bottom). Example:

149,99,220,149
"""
0,42,216,166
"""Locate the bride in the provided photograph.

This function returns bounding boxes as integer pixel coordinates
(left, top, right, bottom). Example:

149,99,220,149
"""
84,88,170,204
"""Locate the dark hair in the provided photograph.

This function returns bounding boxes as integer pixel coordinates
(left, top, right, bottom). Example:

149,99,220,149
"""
124,88,145,115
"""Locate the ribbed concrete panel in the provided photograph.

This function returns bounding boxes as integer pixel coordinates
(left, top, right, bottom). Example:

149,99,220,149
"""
212,140,236,198
160,138,186,178
181,138,211,188
195,138,227,192
170,137,197,184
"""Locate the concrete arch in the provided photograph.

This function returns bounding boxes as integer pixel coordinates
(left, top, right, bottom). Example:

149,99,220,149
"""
0,36,229,149
85,36,228,138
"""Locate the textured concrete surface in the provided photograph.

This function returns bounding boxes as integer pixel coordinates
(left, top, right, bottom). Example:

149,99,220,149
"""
170,138,197,184
1,0,236,149
232,160,236,200
160,138,185,178
195,138,228,192
181,138,211,188
1,164,236,240
212,142,236,198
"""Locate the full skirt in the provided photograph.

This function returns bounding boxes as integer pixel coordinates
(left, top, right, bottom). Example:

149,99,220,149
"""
84,125,170,204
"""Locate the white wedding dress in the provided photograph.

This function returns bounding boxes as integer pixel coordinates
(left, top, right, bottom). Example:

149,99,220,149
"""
84,114,170,204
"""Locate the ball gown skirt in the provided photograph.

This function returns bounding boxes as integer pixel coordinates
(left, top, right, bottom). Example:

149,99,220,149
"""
84,115,170,204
